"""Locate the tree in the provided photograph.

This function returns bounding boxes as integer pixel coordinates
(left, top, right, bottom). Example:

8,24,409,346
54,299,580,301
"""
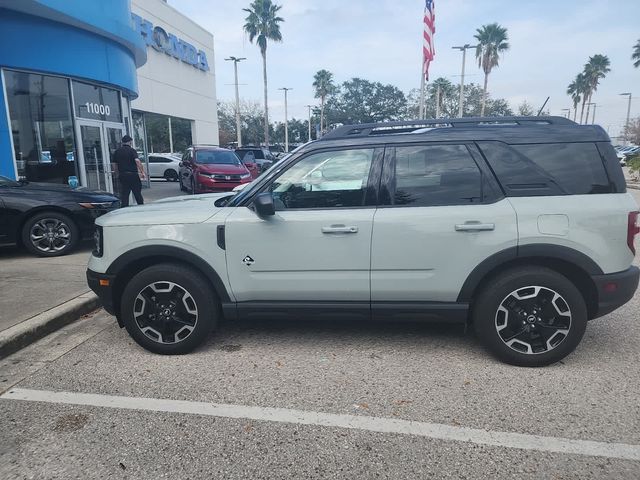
517,101,535,116
622,117,640,145
406,78,513,119
474,23,510,116
582,54,611,124
243,0,284,146
633,39,640,68
566,75,584,122
218,100,273,146
312,70,336,134
324,78,407,125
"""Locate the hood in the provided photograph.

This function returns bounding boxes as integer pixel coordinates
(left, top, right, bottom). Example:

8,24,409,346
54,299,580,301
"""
98,197,224,227
195,163,249,174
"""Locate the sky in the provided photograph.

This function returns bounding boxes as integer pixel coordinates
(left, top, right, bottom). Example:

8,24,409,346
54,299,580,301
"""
172,0,640,139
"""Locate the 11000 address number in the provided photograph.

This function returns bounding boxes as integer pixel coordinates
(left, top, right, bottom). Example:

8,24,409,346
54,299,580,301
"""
85,102,111,116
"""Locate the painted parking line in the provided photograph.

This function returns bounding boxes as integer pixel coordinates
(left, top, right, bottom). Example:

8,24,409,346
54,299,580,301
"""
2,387,639,462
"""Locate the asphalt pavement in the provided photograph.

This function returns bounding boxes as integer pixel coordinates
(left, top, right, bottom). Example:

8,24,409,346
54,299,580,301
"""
0,188,639,479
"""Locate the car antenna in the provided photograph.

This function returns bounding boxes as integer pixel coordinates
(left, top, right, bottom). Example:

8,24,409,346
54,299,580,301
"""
536,97,550,116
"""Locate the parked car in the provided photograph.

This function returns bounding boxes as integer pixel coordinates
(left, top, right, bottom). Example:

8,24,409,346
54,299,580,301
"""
87,116,639,367
0,175,119,256
178,146,252,194
234,147,276,172
147,153,181,182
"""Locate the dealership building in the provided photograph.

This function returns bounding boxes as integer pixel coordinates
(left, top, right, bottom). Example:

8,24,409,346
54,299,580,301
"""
0,0,218,191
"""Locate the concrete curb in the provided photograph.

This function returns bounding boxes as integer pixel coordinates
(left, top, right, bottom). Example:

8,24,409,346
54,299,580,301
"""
0,292,100,359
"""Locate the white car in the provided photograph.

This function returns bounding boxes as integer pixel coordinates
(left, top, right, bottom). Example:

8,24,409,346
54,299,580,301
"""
87,117,639,367
146,153,182,182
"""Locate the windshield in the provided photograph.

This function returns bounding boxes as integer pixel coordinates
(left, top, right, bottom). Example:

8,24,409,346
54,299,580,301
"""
196,150,241,165
0,175,19,186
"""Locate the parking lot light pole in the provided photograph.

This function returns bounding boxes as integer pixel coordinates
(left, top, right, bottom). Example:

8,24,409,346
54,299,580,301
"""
620,93,632,144
225,56,246,147
452,44,477,118
305,105,313,142
279,88,293,152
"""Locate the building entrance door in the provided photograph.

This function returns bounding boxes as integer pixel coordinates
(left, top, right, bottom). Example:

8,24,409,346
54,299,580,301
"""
76,120,125,193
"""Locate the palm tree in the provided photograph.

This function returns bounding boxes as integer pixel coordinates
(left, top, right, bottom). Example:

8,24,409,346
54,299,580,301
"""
583,54,611,124
474,23,510,116
243,0,284,146
312,70,336,134
633,39,640,68
567,74,585,122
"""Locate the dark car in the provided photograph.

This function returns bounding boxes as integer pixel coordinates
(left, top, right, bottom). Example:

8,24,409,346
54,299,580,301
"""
179,146,252,194
0,175,119,257
234,147,276,173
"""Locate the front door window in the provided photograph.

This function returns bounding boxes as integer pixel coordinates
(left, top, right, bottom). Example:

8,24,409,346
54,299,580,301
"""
80,125,107,192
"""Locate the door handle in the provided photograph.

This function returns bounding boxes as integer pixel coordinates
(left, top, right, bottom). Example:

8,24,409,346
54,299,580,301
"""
321,225,358,234
455,222,495,232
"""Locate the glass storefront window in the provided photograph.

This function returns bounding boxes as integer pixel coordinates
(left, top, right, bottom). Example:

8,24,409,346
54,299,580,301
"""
72,80,122,123
133,110,192,154
4,70,77,183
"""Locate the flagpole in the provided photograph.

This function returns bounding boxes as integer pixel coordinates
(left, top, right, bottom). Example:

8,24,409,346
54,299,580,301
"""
419,71,426,119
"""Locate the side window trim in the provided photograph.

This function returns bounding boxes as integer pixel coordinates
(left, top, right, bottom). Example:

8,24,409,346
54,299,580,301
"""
239,146,384,210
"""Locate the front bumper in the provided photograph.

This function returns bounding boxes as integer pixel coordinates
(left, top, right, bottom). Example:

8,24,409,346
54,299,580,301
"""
87,269,117,317
592,266,639,318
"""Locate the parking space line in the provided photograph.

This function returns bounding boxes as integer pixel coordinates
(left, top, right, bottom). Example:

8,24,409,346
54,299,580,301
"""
2,387,639,461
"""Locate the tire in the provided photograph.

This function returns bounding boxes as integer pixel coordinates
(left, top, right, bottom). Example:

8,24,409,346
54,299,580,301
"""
164,169,178,182
473,266,587,367
190,177,197,195
121,263,218,354
179,175,187,192
21,211,79,257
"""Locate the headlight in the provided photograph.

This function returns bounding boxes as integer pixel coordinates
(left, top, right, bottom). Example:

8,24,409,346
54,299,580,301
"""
198,172,214,178
93,226,103,257
240,173,251,179
79,201,117,209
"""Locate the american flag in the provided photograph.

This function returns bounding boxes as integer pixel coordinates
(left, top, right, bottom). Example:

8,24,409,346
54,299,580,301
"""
423,0,435,80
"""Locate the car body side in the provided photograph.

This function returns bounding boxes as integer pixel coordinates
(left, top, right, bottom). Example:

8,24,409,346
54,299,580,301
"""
88,124,639,325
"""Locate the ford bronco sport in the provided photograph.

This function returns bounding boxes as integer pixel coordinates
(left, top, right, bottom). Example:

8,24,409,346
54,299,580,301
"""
87,117,640,367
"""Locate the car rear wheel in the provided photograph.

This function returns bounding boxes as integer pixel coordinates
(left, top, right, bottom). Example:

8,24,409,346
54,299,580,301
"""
473,266,587,367
121,263,218,354
164,169,178,182
21,211,79,257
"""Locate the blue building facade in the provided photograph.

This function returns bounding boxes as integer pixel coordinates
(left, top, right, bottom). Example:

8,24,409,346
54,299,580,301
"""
0,0,146,190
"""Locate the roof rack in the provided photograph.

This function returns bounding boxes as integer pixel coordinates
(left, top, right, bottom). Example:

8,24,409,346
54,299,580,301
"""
319,116,576,140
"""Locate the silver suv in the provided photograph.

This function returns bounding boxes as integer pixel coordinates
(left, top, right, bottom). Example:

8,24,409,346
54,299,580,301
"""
87,117,640,367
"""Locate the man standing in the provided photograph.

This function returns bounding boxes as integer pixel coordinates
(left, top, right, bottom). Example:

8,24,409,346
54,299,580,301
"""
113,135,145,206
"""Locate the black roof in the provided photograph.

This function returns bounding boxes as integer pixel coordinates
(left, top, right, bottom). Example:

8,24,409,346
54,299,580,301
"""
309,116,609,149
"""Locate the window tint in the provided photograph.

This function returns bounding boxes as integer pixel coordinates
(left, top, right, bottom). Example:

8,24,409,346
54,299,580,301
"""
269,149,374,209
512,143,611,194
149,156,170,163
390,145,482,206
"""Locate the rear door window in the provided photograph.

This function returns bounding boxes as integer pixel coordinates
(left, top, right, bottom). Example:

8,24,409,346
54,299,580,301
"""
386,144,483,206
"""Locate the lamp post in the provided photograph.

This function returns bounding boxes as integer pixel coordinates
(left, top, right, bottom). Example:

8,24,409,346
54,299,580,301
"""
452,44,477,118
620,93,632,144
586,103,597,124
224,56,246,147
278,88,293,152
561,108,570,119
305,104,314,142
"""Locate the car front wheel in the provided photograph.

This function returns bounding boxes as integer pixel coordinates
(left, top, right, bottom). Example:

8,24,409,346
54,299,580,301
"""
121,263,218,354
21,211,79,257
473,266,587,367
164,169,178,182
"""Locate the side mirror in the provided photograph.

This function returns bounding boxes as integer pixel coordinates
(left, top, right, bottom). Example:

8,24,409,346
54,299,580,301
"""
253,192,275,217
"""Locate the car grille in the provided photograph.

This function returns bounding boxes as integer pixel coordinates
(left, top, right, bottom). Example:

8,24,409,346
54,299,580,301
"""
213,174,242,182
